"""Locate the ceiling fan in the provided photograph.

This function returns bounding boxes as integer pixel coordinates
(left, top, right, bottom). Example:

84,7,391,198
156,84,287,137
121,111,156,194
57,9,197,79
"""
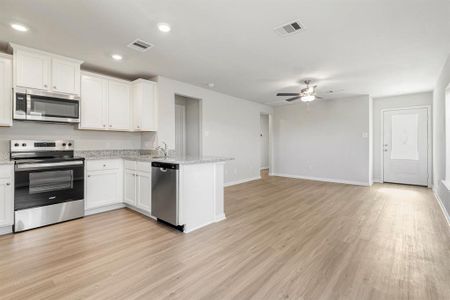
276,80,323,102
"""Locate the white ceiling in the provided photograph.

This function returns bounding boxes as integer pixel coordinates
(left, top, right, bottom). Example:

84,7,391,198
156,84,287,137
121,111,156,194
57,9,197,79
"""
1,0,449,105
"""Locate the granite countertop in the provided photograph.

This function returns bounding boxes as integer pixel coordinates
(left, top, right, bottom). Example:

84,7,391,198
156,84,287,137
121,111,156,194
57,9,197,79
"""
0,159,13,166
0,150,233,165
144,156,233,165
0,153,13,165
77,150,233,165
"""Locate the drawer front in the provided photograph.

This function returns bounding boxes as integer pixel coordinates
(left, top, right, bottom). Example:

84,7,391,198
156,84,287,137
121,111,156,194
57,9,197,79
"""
136,161,151,173
0,165,13,178
124,160,136,170
86,159,122,171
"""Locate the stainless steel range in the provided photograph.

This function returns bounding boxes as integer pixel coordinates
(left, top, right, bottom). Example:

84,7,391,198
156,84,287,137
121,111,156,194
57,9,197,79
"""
11,140,85,232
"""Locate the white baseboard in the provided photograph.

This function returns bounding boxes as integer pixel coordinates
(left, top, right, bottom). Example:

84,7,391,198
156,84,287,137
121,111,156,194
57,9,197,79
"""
215,213,226,222
184,220,216,233
271,173,370,186
225,176,261,187
85,203,125,216
124,204,155,219
432,187,450,227
184,214,227,233
372,177,382,183
0,226,12,236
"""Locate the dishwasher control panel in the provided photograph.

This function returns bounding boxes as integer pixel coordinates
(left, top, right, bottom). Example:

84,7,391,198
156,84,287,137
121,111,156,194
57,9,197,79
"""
151,162,179,169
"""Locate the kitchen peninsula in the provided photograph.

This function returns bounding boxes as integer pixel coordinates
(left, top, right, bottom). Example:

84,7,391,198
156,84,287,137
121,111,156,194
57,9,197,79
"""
79,150,232,233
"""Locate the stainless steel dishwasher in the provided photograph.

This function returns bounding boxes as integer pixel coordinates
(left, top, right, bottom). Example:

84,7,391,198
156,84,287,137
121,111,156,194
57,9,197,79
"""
151,162,184,231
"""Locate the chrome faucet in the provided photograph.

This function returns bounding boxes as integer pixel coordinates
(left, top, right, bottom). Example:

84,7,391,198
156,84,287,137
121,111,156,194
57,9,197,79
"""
156,142,169,158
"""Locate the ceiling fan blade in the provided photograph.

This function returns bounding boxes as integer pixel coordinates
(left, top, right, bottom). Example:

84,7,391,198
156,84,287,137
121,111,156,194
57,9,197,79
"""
286,96,301,102
277,93,300,96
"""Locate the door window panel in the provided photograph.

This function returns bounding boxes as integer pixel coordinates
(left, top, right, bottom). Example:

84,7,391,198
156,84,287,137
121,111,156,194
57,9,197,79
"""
391,114,419,160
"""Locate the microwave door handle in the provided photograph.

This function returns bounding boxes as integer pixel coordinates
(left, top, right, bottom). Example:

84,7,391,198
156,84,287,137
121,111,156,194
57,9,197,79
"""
16,161,84,170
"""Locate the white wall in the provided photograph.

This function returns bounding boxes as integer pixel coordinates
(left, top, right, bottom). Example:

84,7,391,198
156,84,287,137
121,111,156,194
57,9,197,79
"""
0,121,142,153
272,96,372,185
147,76,273,184
260,114,269,169
433,55,450,221
372,92,433,182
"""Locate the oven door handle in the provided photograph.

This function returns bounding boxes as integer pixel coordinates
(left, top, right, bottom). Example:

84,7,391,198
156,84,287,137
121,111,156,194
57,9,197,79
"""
16,160,84,170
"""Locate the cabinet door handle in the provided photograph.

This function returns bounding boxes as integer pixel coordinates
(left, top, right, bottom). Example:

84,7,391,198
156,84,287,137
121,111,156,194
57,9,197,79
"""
109,125,112,128
6,183,10,186
53,86,57,89
87,175,91,178
43,84,48,88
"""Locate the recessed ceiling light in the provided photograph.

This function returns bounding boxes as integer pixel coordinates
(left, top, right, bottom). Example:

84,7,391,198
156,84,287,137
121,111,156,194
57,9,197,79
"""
11,23,28,32
112,54,123,61
157,23,171,33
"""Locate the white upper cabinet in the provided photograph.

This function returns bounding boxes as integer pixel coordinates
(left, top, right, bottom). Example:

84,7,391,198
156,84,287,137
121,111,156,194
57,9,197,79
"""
0,55,12,126
80,74,107,129
14,49,50,91
80,72,130,131
108,80,131,130
132,79,157,131
11,44,82,96
51,58,81,95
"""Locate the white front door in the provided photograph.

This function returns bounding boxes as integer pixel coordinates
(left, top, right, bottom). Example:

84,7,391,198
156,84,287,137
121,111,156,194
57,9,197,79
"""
383,108,428,186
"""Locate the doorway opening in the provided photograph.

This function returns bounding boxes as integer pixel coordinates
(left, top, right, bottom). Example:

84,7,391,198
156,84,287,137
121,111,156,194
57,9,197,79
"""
381,106,431,187
260,113,270,178
175,94,202,157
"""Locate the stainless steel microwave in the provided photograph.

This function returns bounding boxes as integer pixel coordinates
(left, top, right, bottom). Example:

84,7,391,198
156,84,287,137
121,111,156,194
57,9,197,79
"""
14,87,80,123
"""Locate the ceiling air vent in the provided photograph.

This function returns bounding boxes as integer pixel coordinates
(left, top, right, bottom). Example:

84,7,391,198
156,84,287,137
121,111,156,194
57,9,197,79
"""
127,39,153,52
274,20,304,36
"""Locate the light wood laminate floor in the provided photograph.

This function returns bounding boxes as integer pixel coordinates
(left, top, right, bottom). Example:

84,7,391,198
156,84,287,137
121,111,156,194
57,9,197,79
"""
1,176,450,300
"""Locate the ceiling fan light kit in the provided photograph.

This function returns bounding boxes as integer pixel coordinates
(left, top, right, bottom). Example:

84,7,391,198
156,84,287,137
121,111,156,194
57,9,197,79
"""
277,80,321,103
301,95,315,102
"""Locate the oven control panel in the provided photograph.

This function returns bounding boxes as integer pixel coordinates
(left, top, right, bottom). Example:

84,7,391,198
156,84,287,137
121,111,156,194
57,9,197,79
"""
10,140,74,152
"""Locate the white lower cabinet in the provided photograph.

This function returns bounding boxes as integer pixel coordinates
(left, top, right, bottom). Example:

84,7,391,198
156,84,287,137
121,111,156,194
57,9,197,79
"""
123,161,151,214
123,168,137,206
85,160,123,210
84,159,151,216
136,171,151,212
0,166,14,228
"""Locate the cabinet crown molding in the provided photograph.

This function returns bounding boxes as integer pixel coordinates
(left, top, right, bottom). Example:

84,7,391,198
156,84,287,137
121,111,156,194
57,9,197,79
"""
9,43,83,65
